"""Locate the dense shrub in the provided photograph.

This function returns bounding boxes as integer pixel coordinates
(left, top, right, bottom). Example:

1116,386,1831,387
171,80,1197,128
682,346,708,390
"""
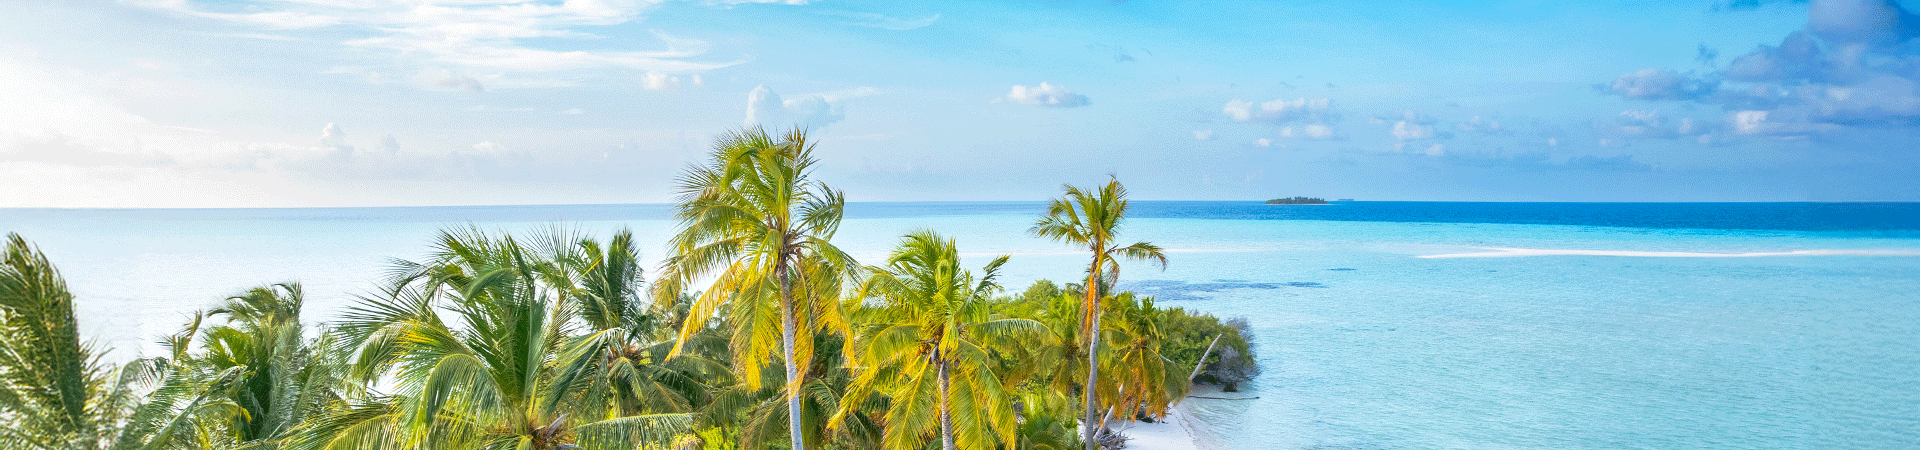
1003,280,1261,392
1158,308,1259,391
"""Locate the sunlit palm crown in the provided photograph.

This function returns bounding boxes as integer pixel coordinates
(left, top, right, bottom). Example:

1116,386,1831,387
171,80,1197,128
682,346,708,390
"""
299,228,691,450
657,127,858,391
837,231,1046,450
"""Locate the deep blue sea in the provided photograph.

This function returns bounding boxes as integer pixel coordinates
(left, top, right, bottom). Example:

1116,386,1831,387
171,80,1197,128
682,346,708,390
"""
4,201,1918,449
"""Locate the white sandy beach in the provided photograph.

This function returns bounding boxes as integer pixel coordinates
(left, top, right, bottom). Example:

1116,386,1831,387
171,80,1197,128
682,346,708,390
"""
1111,390,1227,450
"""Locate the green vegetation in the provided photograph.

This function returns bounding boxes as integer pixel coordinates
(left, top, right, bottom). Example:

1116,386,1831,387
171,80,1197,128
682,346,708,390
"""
1029,178,1167,450
0,127,1261,450
1265,197,1328,205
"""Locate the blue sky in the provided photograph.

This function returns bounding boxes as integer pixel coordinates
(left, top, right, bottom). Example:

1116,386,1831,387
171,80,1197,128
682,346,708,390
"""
1,0,1916,207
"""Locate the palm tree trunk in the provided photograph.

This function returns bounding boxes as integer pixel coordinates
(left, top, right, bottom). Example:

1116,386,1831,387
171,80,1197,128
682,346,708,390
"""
1082,252,1103,450
778,260,805,450
938,353,956,450
1190,334,1223,382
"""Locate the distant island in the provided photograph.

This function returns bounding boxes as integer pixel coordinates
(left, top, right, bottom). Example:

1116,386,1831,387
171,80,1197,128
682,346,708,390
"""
1267,196,1329,205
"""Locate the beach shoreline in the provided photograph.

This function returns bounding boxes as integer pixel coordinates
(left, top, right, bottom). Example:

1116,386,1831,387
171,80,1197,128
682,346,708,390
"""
1114,387,1229,450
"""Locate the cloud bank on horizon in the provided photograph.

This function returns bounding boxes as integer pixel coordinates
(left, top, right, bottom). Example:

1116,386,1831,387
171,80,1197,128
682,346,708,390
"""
1,0,1916,207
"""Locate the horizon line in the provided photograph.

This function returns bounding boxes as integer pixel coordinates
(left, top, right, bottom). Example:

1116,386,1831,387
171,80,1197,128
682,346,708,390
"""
6,199,1920,211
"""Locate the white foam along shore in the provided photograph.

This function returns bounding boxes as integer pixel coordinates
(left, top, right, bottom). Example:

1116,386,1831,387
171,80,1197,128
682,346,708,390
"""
1113,385,1232,450
1419,247,1920,259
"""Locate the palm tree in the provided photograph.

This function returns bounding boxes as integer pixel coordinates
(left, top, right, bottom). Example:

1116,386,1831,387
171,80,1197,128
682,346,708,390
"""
163,283,343,447
1029,178,1166,450
548,229,721,421
299,228,689,450
655,127,858,450
835,231,1044,450
708,332,879,450
0,233,234,449
1095,293,1182,426
1008,288,1090,450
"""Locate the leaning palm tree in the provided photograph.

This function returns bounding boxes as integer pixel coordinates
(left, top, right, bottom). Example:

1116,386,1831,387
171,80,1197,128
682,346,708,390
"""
0,233,235,449
835,231,1044,450
655,127,858,450
297,228,690,450
1029,178,1167,450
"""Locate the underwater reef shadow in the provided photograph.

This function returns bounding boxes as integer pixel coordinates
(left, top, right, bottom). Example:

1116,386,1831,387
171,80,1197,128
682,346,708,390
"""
1120,278,1327,301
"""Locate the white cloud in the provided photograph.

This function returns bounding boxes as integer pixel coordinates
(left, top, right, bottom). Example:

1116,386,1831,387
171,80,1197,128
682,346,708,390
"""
818,11,941,30
133,1,343,29
1728,109,1834,136
1619,1,1920,137
1455,116,1507,135
472,141,508,154
1609,110,1719,140
1192,130,1214,141
413,68,487,92
320,123,350,149
1223,97,1336,124
1281,124,1337,140
134,2,751,90
1603,68,1715,100
1254,138,1272,147
0,47,700,207
1731,110,1771,134
1004,82,1089,107
1423,143,1446,156
745,85,851,129
643,71,681,90
562,108,584,115
1391,120,1435,140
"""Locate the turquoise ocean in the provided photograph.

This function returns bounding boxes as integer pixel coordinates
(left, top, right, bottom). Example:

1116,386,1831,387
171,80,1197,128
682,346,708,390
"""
4,201,1918,449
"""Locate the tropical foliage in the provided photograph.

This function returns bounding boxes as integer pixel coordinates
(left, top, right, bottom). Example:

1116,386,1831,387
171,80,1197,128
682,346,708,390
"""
1030,177,1168,450
0,126,1259,450
654,127,857,450
835,231,1042,450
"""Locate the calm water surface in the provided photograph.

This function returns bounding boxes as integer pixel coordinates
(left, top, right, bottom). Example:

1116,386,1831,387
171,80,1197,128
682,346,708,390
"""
4,201,1917,449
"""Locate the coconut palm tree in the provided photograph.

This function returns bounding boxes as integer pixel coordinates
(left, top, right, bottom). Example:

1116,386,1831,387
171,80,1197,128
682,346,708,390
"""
1010,289,1090,450
548,229,723,421
835,231,1044,450
707,331,879,450
0,233,241,449
298,228,690,450
162,283,344,447
1029,178,1166,450
1094,293,1183,426
655,127,857,450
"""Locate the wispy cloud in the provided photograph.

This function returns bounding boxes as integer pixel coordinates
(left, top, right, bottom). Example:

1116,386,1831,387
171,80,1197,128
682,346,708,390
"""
818,10,940,30
1223,97,1337,124
134,1,754,89
1002,82,1089,107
